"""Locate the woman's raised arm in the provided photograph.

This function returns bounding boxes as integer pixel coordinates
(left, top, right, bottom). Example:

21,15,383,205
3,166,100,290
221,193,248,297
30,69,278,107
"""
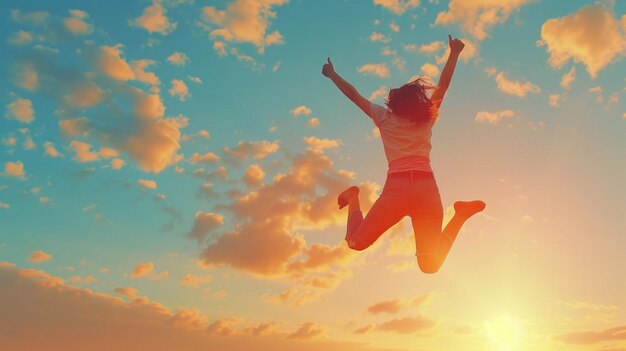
431,35,465,104
323,57,372,118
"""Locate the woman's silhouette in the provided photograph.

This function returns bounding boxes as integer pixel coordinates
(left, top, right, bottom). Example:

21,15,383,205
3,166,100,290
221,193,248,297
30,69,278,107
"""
322,35,485,273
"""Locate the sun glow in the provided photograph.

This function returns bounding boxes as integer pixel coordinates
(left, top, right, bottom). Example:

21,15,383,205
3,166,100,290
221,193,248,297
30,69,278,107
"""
485,316,523,351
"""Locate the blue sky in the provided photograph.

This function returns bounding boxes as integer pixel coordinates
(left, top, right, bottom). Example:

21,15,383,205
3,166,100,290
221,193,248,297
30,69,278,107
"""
1,1,625,350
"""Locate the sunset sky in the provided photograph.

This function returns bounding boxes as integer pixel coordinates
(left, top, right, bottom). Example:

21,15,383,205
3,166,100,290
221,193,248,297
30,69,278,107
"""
1,0,625,350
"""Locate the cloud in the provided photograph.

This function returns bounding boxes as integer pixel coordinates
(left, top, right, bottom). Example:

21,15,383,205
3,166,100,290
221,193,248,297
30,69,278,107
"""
196,148,376,278
5,97,35,123
435,0,531,41
418,40,444,55
489,70,541,97
370,32,391,43
202,0,288,51
167,52,189,66
549,93,562,107
373,0,420,15
287,322,324,339
188,211,224,244
353,324,374,334
357,63,390,78
131,262,153,278
245,322,279,336
0,266,404,351
367,299,405,314
243,164,265,187
110,158,125,170
132,59,160,85
307,118,320,128
63,9,93,35
290,105,312,116
377,316,437,334
132,0,177,35
538,2,626,78
138,179,157,189
420,63,439,79
369,86,388,100
303,136,341,150
113,287,138,297
554,325,626,345
188,152,220,165
28,250,52,263
7,30,34,45
560,66,576,89
223,140,280,163
207,317,241,336
4,161,26,179
169,79,190,101
97,45,136,81
179,273,212,288
69,141,100,162
475,110,515,125
63,82,105,108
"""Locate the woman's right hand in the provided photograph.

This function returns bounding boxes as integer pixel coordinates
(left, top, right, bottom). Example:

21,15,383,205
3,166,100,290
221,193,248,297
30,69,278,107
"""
322,57,335,78
448,34,465,54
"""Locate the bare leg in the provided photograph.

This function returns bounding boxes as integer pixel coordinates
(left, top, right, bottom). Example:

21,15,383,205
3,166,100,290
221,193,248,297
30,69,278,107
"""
415,200,485,273
339,185,405,251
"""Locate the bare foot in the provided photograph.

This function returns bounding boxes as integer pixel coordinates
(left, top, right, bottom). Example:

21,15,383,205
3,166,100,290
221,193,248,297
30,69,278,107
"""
453,200,486,218
338,186,359,209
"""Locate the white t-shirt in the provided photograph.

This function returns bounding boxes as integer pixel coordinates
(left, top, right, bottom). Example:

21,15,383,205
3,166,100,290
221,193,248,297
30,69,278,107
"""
369,101,440,174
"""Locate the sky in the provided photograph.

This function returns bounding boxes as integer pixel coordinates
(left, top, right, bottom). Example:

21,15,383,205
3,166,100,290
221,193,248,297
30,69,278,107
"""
0,0,625,350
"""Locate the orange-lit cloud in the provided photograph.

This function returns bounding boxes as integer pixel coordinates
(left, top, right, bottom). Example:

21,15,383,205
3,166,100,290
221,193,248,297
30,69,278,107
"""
369,86,388,100
132,0,177,35
486,67,541,97
98,45,136,81
373,0,420,15
435,0,531,41
188,211,224,244
69,140,99,162
63,82,104,108
28,250,52,263
203,0,287,51
554,325,626,345
539,2,626,78
560,66,576,89
420,63,439,79
207,317,241,336
357,63,390,78
132,59,161,85
167,308,209,330
4,161,26,179
179,273,212,288
303,136,341,150
475,110,515,125
370,32,391,43
169,79,190,101
223,140,280,163
435,38,478,64
167,52,189,66
188,152,219,165
63,9,93,35
243,164,265,187
377,316,437,334
290,105,312,116
132,262,155,278
5,97,34,123
287,322,324,339
138,179,157,189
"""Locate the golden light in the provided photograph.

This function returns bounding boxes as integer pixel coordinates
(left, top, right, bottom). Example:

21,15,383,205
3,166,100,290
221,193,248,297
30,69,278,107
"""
484,316,523,351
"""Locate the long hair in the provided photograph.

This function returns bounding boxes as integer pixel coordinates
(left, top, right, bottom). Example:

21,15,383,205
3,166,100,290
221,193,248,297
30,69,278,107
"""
385,77,436,124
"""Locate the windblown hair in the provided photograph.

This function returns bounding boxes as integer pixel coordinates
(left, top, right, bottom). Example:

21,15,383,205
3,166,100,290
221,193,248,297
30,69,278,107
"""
385,77,436,124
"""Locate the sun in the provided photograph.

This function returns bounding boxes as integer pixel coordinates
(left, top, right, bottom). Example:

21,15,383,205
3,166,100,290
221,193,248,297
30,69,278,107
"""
484,316,523,351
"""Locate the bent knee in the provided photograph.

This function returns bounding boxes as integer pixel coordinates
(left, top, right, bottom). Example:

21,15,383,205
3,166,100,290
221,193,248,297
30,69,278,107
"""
346,238,369,251
417,255,441,274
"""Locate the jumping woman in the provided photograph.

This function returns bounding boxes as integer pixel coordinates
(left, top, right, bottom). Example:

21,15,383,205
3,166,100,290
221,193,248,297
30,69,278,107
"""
322,35,485,274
